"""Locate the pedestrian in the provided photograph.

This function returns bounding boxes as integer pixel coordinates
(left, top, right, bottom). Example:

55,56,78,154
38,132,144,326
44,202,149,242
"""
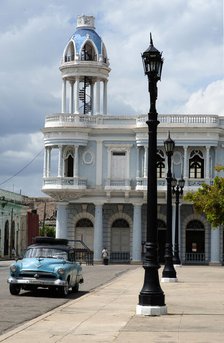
102,247,109,265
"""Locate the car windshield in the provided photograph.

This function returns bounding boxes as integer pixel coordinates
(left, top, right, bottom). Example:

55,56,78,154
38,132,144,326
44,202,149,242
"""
24,247,68,260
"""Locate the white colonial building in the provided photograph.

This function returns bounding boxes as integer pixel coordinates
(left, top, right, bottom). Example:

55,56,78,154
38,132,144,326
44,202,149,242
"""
42,15,224,265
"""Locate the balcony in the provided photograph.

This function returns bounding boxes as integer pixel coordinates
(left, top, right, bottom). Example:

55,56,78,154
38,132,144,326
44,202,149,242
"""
136,177,166,190
137,114,219,128
104,179,131,191
42,177,87,190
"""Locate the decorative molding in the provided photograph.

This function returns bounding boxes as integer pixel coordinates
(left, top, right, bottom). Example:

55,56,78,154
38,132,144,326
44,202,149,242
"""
105,143,133,152
82,150,94,165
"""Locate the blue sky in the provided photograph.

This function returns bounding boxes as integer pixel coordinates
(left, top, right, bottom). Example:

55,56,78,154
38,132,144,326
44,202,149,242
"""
0,0,223,197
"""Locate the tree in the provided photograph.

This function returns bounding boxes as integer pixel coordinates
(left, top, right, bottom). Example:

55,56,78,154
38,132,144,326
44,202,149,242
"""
184,176,224,227
40,225,56,238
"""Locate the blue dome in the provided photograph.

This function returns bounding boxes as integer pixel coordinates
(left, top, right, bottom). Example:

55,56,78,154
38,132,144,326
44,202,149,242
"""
71,28,102,56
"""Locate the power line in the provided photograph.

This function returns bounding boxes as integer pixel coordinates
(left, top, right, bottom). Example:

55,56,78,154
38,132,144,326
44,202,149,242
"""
0,149,44,186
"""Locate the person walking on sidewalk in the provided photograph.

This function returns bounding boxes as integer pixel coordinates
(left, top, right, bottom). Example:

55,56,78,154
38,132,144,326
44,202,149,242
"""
102,247,109,265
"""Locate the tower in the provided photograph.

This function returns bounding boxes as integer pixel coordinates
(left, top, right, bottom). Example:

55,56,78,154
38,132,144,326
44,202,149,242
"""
60,15,110,115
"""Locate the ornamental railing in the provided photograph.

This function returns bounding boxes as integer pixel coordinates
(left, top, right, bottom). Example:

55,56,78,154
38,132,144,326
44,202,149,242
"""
104,179,131,189
137,114,219,127
110,252,130,263
185,252,206,264
43,177,87,188
45,113,221,129
69,240,94,265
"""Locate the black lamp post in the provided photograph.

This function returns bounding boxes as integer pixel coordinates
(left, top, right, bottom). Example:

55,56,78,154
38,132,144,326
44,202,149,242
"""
162,132,177,282
137,34,167,315
172,176,185,265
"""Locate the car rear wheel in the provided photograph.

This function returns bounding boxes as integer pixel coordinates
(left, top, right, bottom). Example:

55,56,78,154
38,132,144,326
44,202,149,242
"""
9,284,21,295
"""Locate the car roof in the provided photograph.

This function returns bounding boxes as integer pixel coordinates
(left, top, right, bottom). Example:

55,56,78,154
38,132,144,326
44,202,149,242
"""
27,237,73,252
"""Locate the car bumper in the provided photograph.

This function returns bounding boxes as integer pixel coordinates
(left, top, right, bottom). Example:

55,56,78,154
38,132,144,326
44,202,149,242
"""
7,276,68,287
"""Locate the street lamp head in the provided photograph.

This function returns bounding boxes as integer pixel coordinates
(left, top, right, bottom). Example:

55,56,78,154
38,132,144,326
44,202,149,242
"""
171,176,177,189
142,33,163,80
164,132,175,156
178,176,185,190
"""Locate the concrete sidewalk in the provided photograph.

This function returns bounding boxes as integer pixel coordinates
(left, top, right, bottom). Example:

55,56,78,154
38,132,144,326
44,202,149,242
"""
0,265,224,342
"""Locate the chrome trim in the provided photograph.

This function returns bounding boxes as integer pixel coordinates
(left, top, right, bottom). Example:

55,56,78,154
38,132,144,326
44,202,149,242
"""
7,276,68,287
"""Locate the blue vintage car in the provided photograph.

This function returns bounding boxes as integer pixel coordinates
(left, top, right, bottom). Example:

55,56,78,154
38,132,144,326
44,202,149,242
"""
7,237,84,297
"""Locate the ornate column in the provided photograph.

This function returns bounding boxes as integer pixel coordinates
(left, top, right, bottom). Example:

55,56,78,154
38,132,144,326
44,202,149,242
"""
136,146,140,178
132,204,142,262
96,140,103,186
210,227,221,264
93,204,103,261
56,203,68,239
90,82,94,115
95,79,100,114
183,145,188,186
61,79,66,113
143,145,148,178
205,146,210,180
69,81,74,113
73,146,79,178
46,147,52,177
107,148,111,180
57,145,63,177
103,80,108,114
74,77,80,114
126,149,130,185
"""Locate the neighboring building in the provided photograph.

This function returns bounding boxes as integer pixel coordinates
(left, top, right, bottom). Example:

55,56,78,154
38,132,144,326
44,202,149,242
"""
0,189,39,258
30,197,56,230
42,15,224,265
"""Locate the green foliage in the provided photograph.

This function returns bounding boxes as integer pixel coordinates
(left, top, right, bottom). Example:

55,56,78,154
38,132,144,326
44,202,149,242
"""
40,225,55,238
184,176,224,227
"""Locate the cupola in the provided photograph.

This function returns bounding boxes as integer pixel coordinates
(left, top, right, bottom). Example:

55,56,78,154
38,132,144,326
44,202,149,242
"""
59,15,111,115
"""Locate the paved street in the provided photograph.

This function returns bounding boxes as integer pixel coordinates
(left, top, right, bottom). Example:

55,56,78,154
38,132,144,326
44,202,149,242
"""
0,260,137,335
0,265,224,342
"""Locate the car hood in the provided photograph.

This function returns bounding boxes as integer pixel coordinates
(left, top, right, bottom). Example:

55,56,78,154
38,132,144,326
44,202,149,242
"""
17,258,66,272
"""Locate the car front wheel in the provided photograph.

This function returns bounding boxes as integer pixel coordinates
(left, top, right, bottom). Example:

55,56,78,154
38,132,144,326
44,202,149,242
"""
9,284,21,295
57,284,69,297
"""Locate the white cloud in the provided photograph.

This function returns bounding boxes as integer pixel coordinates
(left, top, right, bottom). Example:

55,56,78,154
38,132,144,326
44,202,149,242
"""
178,80,224,114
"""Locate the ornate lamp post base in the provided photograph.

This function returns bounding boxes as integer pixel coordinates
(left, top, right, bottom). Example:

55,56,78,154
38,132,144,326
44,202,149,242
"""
161,277,177,283
136,304,167,316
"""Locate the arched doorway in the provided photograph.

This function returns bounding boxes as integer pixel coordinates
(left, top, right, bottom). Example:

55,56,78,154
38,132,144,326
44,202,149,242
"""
75,218,94,250
4,220,9,256
185,220,205,263
110,219,130,263
158,219,166,263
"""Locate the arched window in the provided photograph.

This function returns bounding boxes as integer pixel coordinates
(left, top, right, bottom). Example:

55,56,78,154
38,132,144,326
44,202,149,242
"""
64,42,75,62
64,147,74,177
189,150,204,178
157,149,165,178
75,218,94,250
81,42,97,61
112,219,129,228
76,219,93,227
